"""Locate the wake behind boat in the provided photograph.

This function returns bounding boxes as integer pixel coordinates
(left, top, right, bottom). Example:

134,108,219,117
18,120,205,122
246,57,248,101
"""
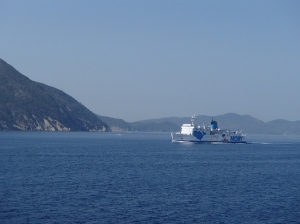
171,115,246,143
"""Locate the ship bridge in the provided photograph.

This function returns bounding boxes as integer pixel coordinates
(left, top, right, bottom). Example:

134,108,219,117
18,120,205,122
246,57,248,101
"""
181,124,195,135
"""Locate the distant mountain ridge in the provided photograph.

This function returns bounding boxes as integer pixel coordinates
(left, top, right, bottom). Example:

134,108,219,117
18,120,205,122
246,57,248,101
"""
0,58,110,131
2,58,299,134
97,115,179,132
98,113,300,135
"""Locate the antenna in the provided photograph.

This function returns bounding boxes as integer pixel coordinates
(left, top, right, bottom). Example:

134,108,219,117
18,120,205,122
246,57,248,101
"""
191,114,196,126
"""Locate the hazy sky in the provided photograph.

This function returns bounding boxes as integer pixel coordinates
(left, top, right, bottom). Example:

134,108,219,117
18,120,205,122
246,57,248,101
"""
1,0,300,122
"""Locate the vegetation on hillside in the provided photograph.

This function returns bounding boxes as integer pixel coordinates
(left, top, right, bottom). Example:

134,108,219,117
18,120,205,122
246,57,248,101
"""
0,58,110,131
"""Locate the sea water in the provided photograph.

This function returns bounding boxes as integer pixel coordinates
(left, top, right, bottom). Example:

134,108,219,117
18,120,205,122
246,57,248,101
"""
1,132,300,223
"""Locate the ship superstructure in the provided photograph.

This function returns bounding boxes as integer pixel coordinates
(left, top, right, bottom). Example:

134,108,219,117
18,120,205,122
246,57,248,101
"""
171,115,246,143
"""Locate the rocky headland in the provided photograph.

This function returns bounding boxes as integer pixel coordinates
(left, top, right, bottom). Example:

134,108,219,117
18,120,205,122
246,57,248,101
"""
0,58,110,131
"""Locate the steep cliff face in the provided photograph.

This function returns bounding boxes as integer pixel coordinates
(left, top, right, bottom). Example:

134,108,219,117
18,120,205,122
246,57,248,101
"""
0,58,110,131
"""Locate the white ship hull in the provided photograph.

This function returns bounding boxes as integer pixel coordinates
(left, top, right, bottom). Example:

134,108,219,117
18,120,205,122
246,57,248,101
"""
171,132,246,143
171,115,246,143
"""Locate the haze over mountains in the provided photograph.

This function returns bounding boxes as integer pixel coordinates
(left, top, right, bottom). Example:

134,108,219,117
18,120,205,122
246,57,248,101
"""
98,113,300,135
1,57,299,134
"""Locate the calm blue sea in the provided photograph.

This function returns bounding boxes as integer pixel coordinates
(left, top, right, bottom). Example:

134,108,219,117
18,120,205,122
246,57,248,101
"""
1,132,300,223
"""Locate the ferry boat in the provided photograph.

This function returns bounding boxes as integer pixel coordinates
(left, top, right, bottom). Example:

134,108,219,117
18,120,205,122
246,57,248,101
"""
171,115,246,143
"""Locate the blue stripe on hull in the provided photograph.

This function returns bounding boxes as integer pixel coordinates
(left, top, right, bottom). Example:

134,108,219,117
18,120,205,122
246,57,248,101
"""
173,140,247,143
